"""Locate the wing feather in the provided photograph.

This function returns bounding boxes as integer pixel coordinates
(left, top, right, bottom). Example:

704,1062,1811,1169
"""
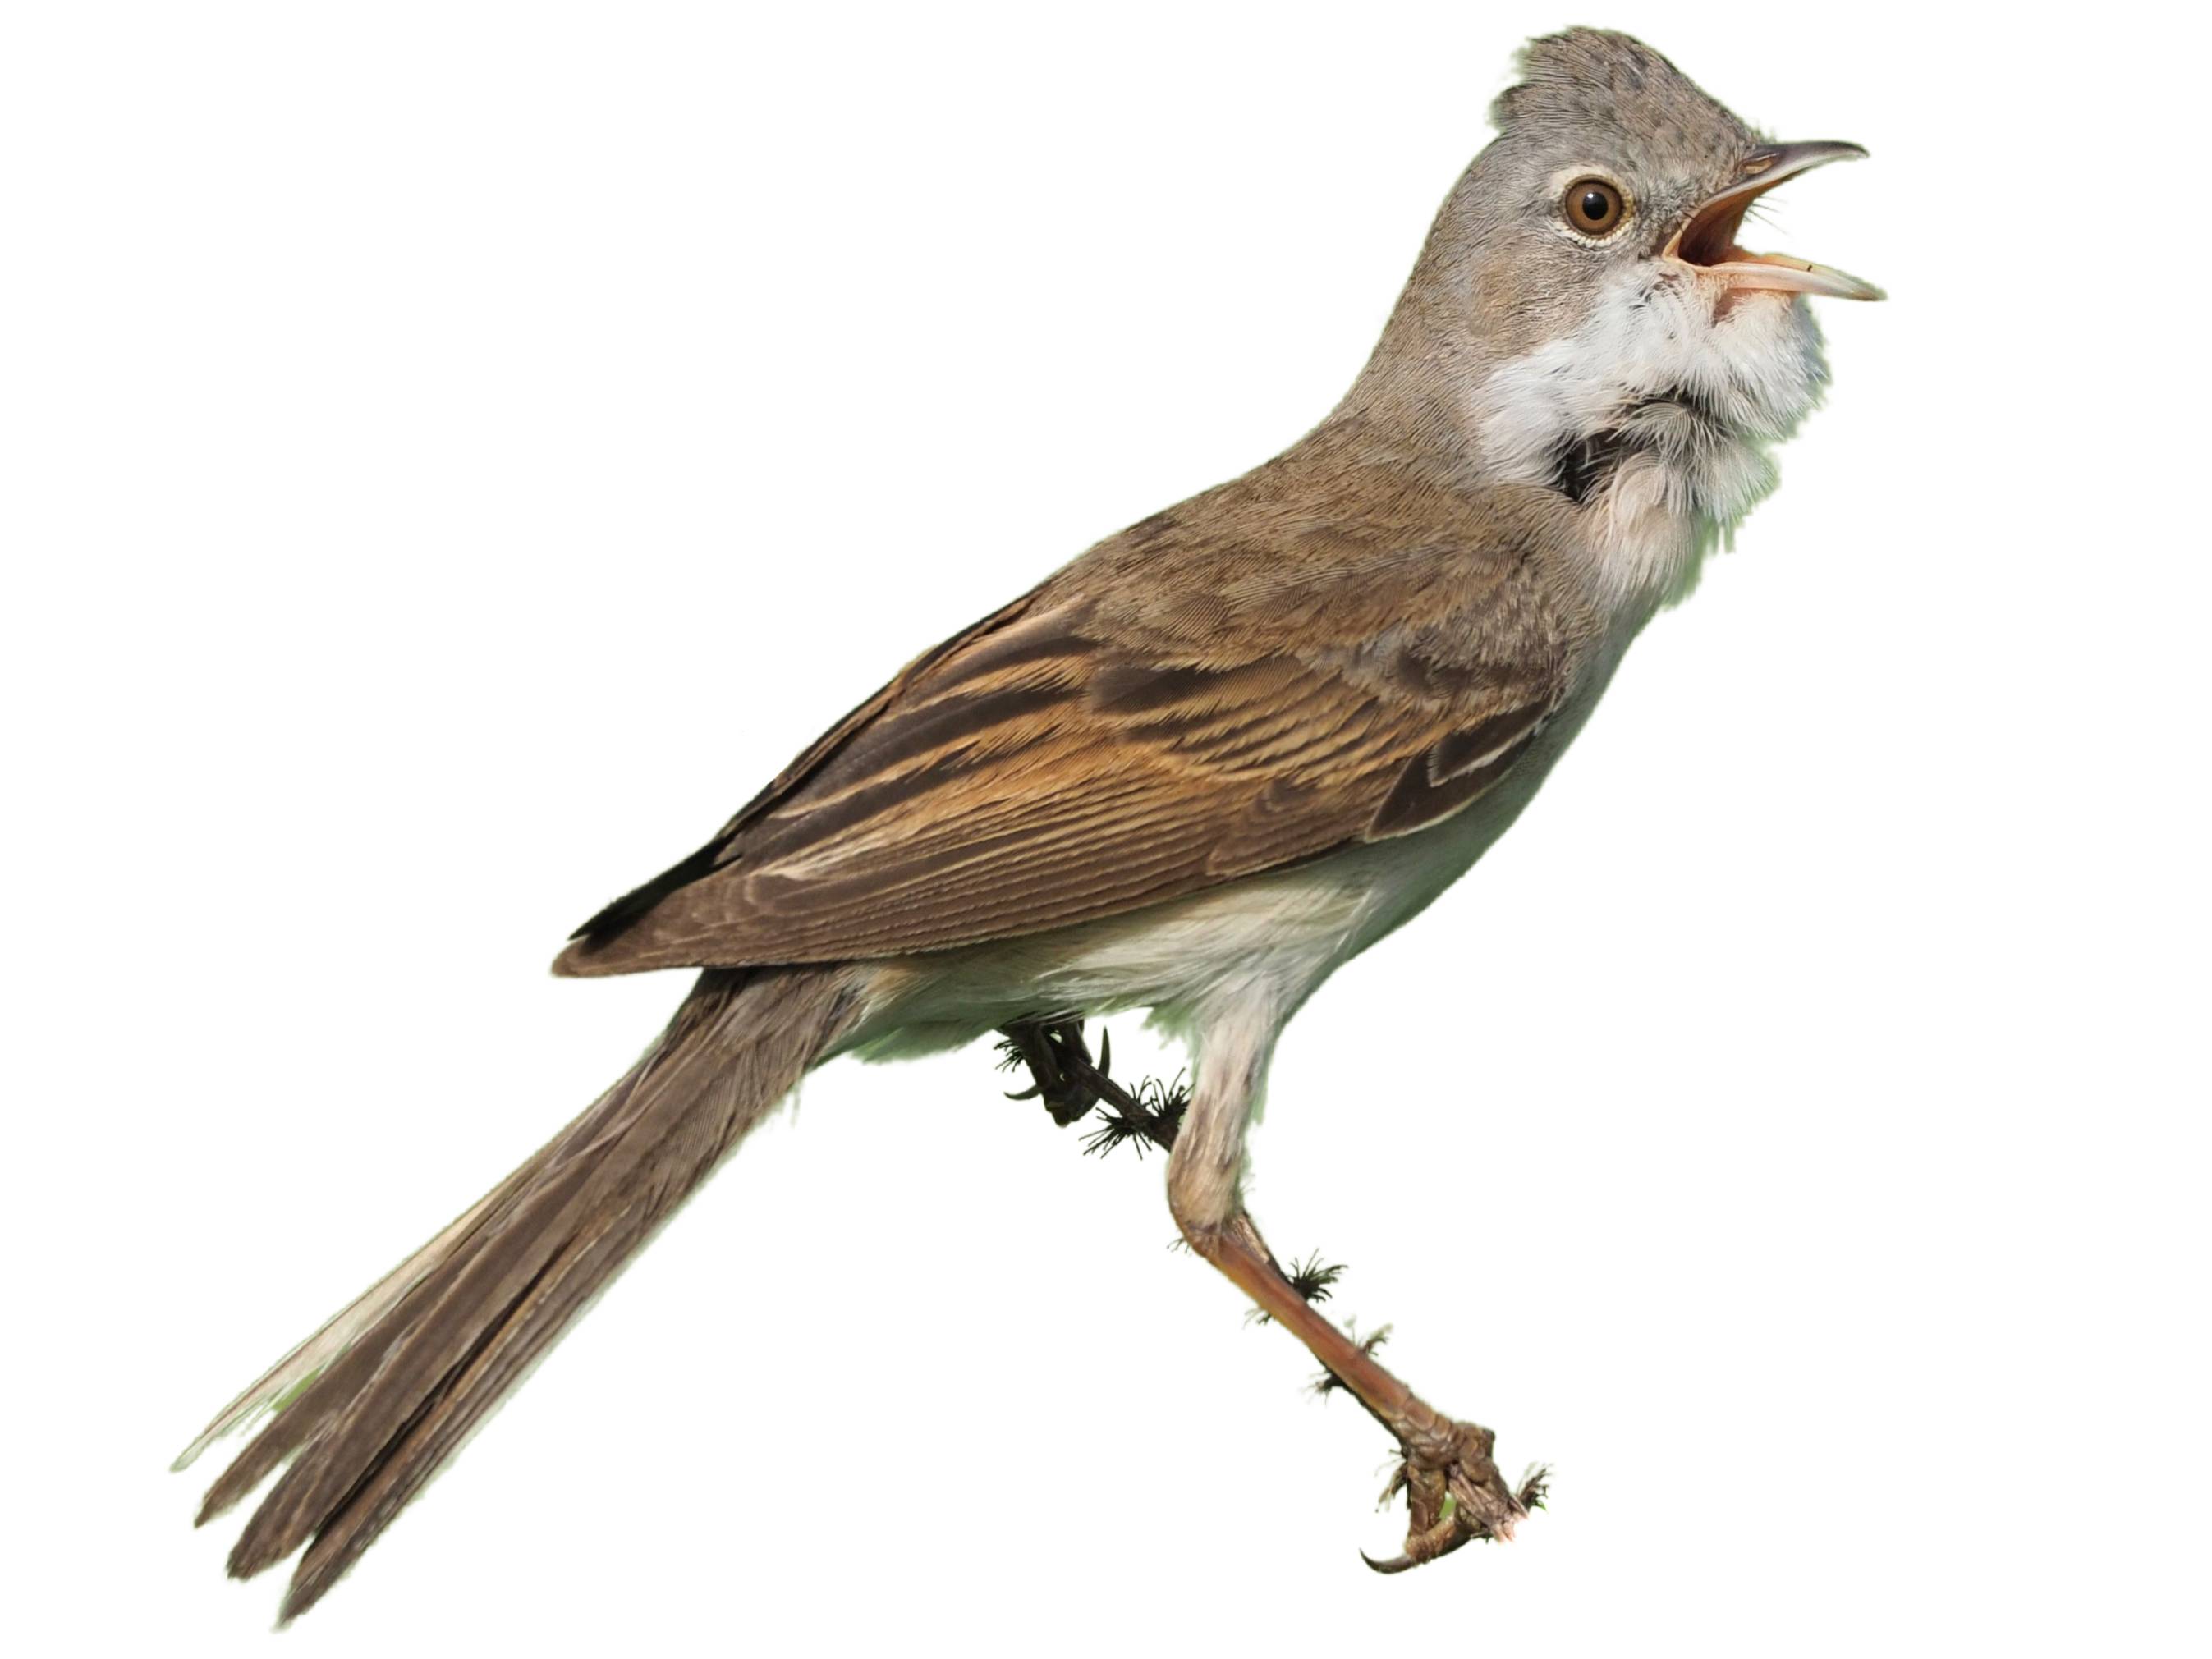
556,481,1576,974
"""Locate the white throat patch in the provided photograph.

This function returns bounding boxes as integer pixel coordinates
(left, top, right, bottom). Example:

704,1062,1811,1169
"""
1470,268,1829,612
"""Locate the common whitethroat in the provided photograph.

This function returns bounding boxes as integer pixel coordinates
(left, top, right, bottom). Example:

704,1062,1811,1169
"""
181,27,1880,1616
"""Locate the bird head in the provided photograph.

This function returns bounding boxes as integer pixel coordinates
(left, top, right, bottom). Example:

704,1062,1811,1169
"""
1358,30,1881,572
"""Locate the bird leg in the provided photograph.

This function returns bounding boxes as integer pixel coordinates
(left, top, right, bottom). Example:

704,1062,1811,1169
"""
995,1016,1540,1568
1176,1204,1540,1569
1161,1036,1544,1573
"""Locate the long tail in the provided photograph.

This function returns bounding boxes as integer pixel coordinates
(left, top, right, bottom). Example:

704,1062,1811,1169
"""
178,965,860,1622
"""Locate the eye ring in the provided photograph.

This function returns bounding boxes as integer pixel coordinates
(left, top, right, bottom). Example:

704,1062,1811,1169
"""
1562,176,1628,238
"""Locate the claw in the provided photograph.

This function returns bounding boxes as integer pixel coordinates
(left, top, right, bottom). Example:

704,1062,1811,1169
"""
1361,1512,1478,1574
1363,1419,1536,1574
1362,1502,1487,1574
1096,1027,1112,1074
1003,1084,1042,1102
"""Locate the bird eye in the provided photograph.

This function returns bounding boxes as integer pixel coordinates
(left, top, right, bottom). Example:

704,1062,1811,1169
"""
1563,177,1626,236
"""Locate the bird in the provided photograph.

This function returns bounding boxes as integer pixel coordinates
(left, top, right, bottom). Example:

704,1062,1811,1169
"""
178,26,1880,1619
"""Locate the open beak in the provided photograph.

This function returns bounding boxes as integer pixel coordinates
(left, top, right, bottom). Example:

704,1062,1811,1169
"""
1664,140,1883,301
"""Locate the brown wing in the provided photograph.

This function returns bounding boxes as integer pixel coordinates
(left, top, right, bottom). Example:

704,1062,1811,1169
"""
555,481,1574,975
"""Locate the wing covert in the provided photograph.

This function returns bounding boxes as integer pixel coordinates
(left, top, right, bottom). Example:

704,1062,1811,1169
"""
556,478,1575,975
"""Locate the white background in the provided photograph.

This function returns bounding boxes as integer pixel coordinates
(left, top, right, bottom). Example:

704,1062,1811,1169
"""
5,2,2205,1653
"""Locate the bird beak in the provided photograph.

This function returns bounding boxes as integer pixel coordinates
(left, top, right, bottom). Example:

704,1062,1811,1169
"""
1664,140,1884,301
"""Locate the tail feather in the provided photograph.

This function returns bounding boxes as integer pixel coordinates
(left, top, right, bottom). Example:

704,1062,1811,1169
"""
186,965,859,1621
173,1179,521,1476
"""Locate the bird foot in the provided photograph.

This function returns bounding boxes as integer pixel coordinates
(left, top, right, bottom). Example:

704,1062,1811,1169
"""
995,1019,1188,1153
1362,1414,1547,1574
996,1019,1107,1125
